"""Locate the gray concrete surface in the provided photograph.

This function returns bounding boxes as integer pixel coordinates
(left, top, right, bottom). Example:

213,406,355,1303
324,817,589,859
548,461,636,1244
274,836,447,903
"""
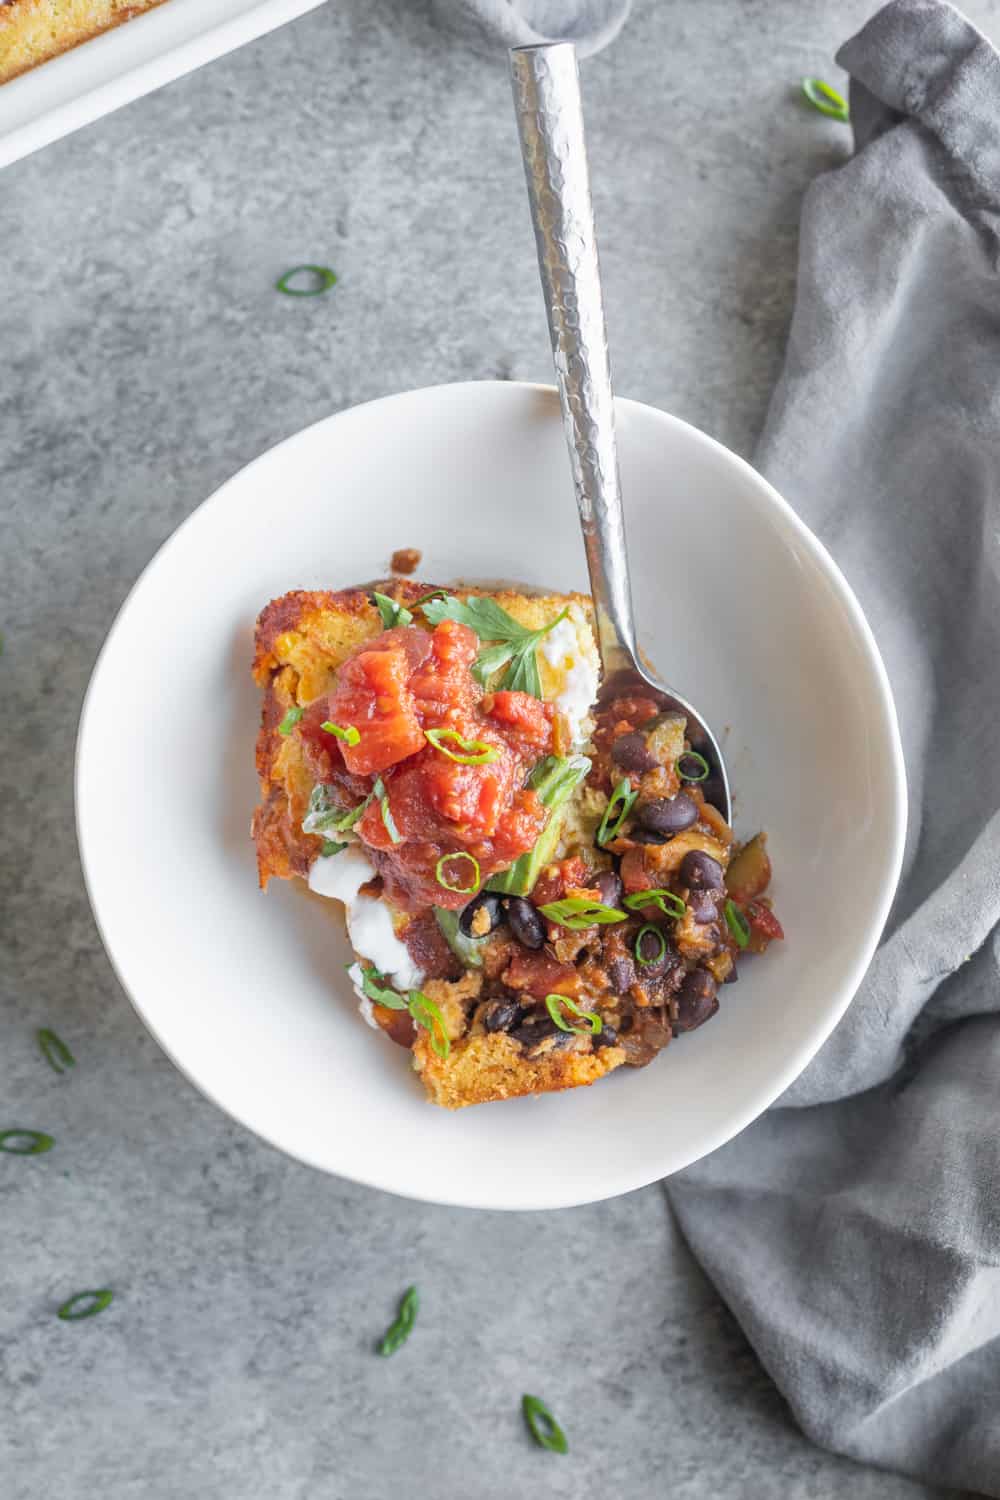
2,1,995,1496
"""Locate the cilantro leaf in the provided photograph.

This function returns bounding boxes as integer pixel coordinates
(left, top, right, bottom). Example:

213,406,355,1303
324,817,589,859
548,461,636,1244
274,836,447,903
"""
354,967,451,1055
421,596,568,698
356,965,409,1010
421,595,526,640
470,640,517,685
302,783,372,836
504,639,543,697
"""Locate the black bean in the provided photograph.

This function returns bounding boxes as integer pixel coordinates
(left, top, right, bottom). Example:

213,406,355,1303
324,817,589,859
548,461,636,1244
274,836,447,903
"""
593,1022,618,1049
633,929,679,982
512,1014,572,1050
673,970,719,1033
459,891,504,939
699,775,726,815
482,998,522,1033
607,955,635,994
635,927,661,962
630,829,669,846
593,868,623,909
688,890,718,925
611,732,657,775
679,849,725,892
636,793,698,836
506,896,546,950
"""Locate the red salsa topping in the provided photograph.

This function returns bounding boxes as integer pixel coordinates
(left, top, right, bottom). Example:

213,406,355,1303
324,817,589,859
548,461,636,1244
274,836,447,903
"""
299,620,554,910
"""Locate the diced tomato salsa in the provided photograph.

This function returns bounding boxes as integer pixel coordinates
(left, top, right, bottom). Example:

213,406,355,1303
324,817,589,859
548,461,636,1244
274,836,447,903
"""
503,946,582,1000
298,620,554,910
530,855,590,908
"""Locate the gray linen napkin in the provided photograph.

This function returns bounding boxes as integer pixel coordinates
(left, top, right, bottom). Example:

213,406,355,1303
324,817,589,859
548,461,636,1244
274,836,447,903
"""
428,0,630,57
665,2,1000,1493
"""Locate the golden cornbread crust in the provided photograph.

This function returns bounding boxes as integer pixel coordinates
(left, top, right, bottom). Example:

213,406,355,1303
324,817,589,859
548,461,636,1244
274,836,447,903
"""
252,585,384,888
0,0,165,84
413,1030,626,1109
251,580,616,1109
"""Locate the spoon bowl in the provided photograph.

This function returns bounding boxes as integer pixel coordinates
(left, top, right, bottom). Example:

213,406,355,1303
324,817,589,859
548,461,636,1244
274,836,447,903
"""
595,666,731,816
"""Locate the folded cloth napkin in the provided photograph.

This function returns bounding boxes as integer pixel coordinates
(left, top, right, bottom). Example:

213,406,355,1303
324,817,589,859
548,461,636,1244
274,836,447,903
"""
665,1,1000,1493
428,0,630,57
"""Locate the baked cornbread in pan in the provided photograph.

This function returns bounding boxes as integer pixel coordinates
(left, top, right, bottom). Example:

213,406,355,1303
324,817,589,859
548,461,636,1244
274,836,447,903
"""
0,0,164,85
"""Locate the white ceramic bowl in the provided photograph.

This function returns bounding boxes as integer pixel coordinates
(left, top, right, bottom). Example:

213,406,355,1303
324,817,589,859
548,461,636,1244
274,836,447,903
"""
76,382,906,1210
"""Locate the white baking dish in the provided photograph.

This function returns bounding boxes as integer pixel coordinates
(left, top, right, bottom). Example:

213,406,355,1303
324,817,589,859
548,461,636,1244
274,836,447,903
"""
0,0,327,169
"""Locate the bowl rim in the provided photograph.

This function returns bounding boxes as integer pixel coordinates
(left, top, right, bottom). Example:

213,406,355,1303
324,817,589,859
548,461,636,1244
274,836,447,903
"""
75,379,908,1210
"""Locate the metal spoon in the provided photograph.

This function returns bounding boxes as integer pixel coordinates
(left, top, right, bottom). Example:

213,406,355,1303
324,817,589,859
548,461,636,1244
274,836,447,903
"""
509,42,731,819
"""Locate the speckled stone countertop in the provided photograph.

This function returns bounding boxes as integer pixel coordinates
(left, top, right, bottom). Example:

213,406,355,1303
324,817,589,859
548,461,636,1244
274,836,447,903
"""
1,2,993,1496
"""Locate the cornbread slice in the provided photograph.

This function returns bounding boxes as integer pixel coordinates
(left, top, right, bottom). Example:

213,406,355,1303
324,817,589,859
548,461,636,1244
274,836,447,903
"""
0,0,165,85
251,580,600,890
251,579,621,1108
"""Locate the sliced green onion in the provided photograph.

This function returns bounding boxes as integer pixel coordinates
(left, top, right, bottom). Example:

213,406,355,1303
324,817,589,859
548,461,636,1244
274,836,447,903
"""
522,1394,568,1454
544,994,602,1036
0,1129,54,1155
378,1285,418,1357
530,754,592,802
539,897,626,930
424,727,499,765
371,591,414,629
277,705,303,736
37,1028,75,1075
276,264,337,296
623,889,686,921
801,77,850,122
596,779,638,846
725,899,751,949
57,1290,113,1321
408,991,450,1059
333,794,374,833
321,721,361,747
320,839,348,858
676,751,710,783
372,776,401,844
435,851,481,895
434,907,485,968
634,924,667,967
409,590,449,611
